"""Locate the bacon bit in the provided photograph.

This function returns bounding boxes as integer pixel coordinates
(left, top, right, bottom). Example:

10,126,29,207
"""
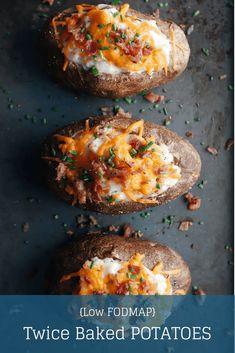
84,40,98,55
108,224,120,232
115,107,132,119
42,0,54,5
130,138,141,151
116,281,130,295
192,287,206,295
184,192,201,211
206,146,218,156
100,106,113,116
144,92,165,103
78,190,86,204
142,46,153,56
128,264,141,274
68,27,85,42
76,214,99,228
84,276,91,284
66,229,75,236
56,163,67,181
88,215,98,226
123,223,134,237
178,220,193,231
224,138,234,150
22,222,30,233
185,131,193,138
132,230,143,238
219,74,227,80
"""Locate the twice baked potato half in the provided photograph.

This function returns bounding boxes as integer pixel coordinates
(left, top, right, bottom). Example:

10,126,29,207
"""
42,115,201,214
48,233,191,295
43,3,190,98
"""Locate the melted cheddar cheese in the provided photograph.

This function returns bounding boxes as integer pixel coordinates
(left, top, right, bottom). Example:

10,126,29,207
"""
52,3,170,75
60,253,173,295
52,119,181,205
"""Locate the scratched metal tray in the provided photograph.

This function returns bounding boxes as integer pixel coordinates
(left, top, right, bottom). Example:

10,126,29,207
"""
0,0,233,294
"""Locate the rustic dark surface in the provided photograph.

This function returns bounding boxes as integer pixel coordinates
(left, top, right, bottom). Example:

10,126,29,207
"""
0,0,233,294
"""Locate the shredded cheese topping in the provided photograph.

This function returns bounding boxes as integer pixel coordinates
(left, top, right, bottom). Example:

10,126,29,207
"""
51,3,170,75
60,253,174,295
49,119,181,205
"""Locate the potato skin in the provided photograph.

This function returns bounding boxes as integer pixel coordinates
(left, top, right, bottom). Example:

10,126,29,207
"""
47,233,191,295
42,6,190,98
41,115,201,214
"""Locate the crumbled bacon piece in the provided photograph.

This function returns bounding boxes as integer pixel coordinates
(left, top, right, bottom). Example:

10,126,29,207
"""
84,40,98,55
144,92,165,103
56,163,67,181
123,223,134,237
143,46,153,56
22,222,30,233
224,138,234,150
115,107,132,119
130,138,141,151
66,229,75,236
88,215,98,226
116,281,130,295
132,230,143,238
206,146,218,156
42,0,54,5
178,220,193,231
192,287,206,295
84,276,91,284
100,106,113,116
219,74,227,80
185,131,193,138
108,224,120,232
184,192,201,211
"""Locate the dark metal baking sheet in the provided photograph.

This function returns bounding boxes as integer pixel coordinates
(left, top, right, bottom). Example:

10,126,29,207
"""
0,0,233,294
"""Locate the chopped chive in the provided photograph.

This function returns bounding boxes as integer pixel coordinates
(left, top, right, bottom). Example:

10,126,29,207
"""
90,66,99,76
156,183,161,189
85,33,92,40
192,10,200,17
113,11,119,18
197,180,207,189
106,196,114,203
130,148,138,157
139,141,154,152
90,261,94,269
97,24,105,29
123,97,133,104
70,150,77,156
163,107,168,115
201,48,209,56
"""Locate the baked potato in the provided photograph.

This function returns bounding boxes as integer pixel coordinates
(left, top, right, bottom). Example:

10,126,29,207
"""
42,115,201,214
43,3,190,98
48,233,191,295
